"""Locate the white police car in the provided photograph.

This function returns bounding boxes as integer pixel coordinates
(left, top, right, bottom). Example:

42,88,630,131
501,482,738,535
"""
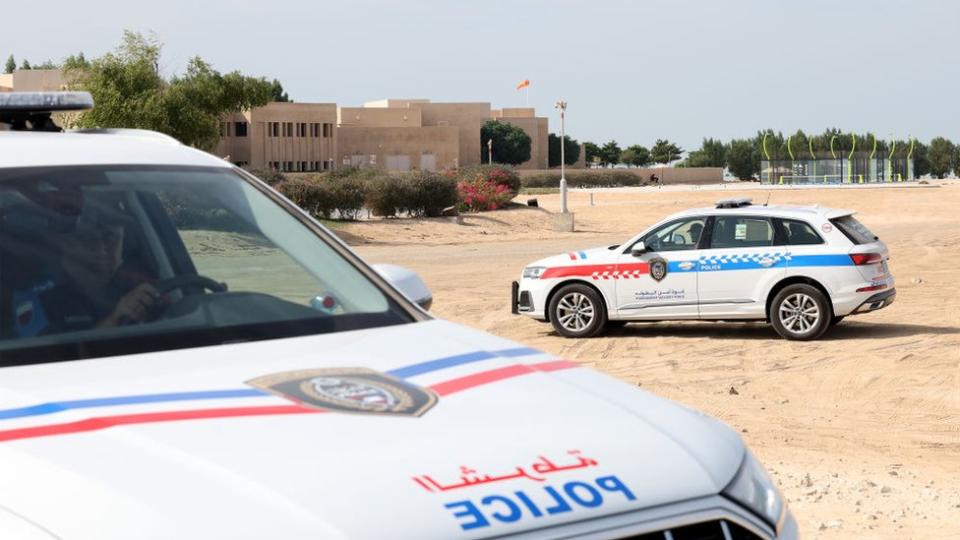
514,198,894,340
0,93,796,539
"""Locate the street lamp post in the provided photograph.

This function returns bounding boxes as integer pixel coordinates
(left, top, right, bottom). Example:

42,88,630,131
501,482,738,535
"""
487,139,493,165
555,100,568,213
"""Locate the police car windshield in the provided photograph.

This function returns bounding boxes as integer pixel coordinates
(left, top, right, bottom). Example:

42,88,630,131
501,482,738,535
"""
0,165,413,366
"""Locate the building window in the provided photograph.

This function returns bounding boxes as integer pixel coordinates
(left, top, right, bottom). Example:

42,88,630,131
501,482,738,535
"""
285,122,294,137
268,122,279,137
234,122,248,137
285,161,294,172
300,161,308,172
322,123,333,138
323,160,331,171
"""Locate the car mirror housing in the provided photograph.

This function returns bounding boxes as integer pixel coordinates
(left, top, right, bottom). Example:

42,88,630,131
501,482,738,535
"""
631,241,648,257
373,264,433,311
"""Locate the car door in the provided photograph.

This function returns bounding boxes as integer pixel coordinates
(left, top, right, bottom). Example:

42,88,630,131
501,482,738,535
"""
615,216,705,319
697,214,786,319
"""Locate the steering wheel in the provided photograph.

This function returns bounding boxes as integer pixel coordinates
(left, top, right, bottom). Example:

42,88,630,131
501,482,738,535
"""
154,275,227,295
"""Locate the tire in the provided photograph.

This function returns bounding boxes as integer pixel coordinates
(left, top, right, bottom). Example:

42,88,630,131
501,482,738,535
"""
548,284,607,338
770,284,832,341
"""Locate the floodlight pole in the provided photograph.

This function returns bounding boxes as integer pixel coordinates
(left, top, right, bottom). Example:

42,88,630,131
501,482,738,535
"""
487,139,493,165
555,100,568,213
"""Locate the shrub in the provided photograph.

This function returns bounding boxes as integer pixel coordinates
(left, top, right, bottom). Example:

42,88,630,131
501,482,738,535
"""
278,178,336,218
457,172,514,212
404,170,459,217
364,176,412,217
457,165,521,196
520,170,649,189
245,168,287,187
328,176,366,220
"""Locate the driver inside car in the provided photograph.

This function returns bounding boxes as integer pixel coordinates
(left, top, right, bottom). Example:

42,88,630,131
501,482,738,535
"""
9,205,161,338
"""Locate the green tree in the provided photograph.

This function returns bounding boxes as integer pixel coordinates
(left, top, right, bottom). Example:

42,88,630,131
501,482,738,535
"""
4,55,15,74
480,120,532,165
650,139,684,165
686,137,726,167
69,31,274,151
548,133,580,167
599,140,622,167
19,59,31,70
583,141,601,166
620,144,650,167
32,60,58,69
269,79,291,102
726,139,760,180
927,137,956,178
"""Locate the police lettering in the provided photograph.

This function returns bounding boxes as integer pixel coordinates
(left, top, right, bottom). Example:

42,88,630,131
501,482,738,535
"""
443,475,636,531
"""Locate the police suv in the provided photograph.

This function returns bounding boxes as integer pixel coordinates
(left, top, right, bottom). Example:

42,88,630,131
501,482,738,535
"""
513,199,894,340
0,93,796,539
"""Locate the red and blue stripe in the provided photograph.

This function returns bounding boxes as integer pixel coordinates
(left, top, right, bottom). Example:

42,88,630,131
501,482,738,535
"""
0,347,579,443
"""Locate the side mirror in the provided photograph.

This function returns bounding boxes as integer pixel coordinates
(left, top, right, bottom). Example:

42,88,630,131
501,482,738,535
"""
630,241,648,257
373,264,433,311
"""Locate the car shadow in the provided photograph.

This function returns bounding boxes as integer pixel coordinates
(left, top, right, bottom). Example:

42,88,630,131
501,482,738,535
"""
596,321,960,341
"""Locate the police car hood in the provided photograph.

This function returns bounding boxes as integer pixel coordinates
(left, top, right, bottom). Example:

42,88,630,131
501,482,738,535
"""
530,246,619,269
0,320,743,539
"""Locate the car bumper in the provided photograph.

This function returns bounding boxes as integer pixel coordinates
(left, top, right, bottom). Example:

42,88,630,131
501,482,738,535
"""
511,279,550,319
850,287,896,315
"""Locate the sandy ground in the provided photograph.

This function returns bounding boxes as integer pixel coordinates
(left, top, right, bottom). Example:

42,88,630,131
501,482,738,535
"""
338,181,960,539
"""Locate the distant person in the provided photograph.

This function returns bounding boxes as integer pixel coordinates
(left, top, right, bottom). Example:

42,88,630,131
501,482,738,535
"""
689,222,704,245
650,173,661,189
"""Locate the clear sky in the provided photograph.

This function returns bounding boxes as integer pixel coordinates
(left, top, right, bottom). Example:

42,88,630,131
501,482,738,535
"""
3,0,957,151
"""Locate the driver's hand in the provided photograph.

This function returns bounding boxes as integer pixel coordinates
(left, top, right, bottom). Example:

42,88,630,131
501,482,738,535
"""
101,283,161,327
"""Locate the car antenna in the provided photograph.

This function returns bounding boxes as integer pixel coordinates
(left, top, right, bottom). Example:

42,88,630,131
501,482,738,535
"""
763,192,771,206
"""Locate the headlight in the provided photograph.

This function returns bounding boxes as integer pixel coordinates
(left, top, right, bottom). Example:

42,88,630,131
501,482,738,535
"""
722,450,786,532
522,266,546,279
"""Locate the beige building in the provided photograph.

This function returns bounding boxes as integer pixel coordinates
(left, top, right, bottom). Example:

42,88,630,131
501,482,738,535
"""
216,102,337,172
0,69,67,92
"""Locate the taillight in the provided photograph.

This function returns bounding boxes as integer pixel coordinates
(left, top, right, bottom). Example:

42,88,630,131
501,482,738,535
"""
850,253,883,265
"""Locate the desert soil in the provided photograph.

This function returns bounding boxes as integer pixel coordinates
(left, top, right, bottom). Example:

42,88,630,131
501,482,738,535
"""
338,181,960,539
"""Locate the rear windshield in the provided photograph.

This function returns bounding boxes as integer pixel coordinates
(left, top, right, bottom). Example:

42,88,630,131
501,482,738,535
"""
830,215,878,245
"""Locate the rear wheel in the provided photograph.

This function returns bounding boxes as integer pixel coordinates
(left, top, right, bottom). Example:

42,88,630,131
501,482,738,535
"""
548,284,607,338
770,284,832,340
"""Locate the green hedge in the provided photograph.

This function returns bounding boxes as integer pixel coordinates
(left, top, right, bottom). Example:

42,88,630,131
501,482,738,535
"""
272,170,457,220
521,170,655,189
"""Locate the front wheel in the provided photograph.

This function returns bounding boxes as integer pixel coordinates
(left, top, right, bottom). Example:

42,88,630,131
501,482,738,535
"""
770,284,832,340
548,284,607,338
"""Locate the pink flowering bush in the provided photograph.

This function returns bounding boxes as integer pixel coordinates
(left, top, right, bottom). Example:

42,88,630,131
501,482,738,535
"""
457,173,515,212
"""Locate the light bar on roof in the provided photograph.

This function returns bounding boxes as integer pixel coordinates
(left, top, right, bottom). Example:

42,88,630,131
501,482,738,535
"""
0,92,94,112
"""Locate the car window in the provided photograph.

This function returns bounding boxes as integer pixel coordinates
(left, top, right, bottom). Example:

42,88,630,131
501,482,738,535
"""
642,217,706,252
776,219,824,245
830,215,878,244
0,165,413,365
709,216,774,249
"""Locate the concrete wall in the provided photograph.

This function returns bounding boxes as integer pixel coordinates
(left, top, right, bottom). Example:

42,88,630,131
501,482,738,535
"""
338,107,422,128
337,125,460,171
409,102,491,168
516,167,724,185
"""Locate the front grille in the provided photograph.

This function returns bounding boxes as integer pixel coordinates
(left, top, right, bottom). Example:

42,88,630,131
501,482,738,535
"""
619,520,761,540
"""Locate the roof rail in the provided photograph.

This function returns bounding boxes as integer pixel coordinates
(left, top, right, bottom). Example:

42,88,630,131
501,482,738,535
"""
715,198,753,209
0,91,94,132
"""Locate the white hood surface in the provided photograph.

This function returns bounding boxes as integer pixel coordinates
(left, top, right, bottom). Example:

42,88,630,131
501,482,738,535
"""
0,320,743,539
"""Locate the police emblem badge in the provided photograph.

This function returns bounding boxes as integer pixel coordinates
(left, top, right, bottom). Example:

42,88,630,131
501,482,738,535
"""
247,368,437,417
649,257,668,282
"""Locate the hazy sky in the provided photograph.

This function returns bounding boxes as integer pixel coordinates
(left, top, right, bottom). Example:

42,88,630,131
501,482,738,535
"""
3,0,957,150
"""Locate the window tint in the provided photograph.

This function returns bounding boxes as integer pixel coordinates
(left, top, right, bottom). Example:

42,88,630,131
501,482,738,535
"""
710,216,774,249
641,217,706,252
831,215,877,245
0,166,412,365
777,219,824,245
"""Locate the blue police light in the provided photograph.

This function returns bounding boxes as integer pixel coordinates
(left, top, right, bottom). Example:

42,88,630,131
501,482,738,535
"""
0,92,94,112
